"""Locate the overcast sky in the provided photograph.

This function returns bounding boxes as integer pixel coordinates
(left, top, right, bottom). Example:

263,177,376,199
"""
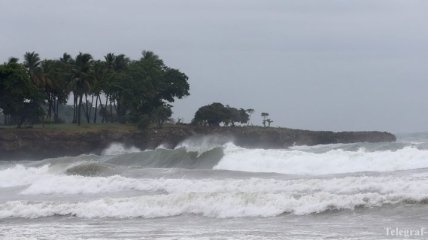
1,0,427,133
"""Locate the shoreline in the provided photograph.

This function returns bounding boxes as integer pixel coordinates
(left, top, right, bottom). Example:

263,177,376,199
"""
0,124,396,160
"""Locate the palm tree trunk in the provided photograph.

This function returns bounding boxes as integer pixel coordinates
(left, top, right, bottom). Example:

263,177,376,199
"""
54,98,59,123
88,95,94,123
105,96,109,123
47,95,51,120
84,93,90,123
102,95,108,123
109,100,113,123
78,94,83,125
72,92,77,124
93,95,99,123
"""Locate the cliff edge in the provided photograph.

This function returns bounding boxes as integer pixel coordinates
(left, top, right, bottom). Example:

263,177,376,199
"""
0,125,396,160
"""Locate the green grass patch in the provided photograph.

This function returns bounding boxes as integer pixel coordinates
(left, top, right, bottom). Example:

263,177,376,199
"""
0,123,138,133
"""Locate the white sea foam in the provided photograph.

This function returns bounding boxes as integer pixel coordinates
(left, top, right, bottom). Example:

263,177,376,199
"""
214,144,428,174
1,189,427,219
175,135,230,156
3,141,428,219
1,162,428,219
0,165,50,188
15,170,428,196
156,144,170,149
288,143,349,151
3,166,427,214
102,143,141,155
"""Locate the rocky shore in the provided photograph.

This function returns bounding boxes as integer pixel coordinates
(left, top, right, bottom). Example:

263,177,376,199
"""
0,125,396,160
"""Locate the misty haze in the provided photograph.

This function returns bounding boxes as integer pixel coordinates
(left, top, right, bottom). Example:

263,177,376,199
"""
1,1,428,240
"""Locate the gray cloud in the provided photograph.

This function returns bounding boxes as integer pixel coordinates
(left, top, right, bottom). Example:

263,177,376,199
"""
1,0,427,132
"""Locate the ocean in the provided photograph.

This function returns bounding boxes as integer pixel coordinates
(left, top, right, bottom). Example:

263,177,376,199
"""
1,134,428,240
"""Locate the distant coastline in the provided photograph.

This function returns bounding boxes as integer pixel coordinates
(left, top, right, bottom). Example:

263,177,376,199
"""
0,124,396,160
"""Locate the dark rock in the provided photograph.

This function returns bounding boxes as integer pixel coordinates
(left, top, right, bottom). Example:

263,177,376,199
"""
0,125,396,160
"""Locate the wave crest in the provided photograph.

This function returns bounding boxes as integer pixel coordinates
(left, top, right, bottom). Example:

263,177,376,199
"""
215,145,428,174
1,192,428,219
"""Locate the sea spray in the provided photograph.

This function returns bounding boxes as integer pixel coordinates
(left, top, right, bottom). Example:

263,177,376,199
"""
174,135,232,156
1,190,428,219
2,138,428,223
102,143,141,156
214,144,428,174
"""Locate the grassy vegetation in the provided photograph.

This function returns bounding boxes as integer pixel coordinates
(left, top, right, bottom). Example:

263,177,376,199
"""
0,122,284,135
0,123,138,133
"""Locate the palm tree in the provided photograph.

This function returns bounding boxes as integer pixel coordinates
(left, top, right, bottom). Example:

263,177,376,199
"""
39,60,70,122
261,112,269,127
141,51,163,67
266,119,273,127
103,53,116,122
58,53,76,122
111,54,130,122
7,57,19,65
104,53,116,69
60,53,73,64
102,53,130,123
24,52,49,123
39,60,55,119
113,54,129,72
246,108,255,125
71,53,93,125
23,51,41,85
91,60,109,123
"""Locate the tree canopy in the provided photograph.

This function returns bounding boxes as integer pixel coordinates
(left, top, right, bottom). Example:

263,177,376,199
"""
0,61,44,127
192,102,250,127
0,51,190,128
261,112,273,127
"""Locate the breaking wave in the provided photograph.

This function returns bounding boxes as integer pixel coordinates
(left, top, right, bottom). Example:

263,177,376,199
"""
214,144,428,174
102,143,141,155
14,172,428,196
5,138,428,176
65,163,114,177
1,163,428,218
105,147,223,169
2,137,428,219
1,190,428,219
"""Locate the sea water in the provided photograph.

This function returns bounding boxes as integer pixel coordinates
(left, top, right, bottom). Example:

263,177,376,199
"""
1,134,428,239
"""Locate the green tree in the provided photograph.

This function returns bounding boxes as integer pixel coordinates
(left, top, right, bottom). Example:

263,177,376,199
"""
109,54,130,123
192,103,249,127
246,108,254,125
152,103,172,128
38,60,69,122
0,61,44,127
91,60,109,123
120,51,189,128
8,57,19,65
239,108,250,125
100,53,131,123
70,53,93,125
261,112,269,127
193,102,227,127
224,106,249,126
58,53,75,122
2,50,190,128
23,51,41,83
